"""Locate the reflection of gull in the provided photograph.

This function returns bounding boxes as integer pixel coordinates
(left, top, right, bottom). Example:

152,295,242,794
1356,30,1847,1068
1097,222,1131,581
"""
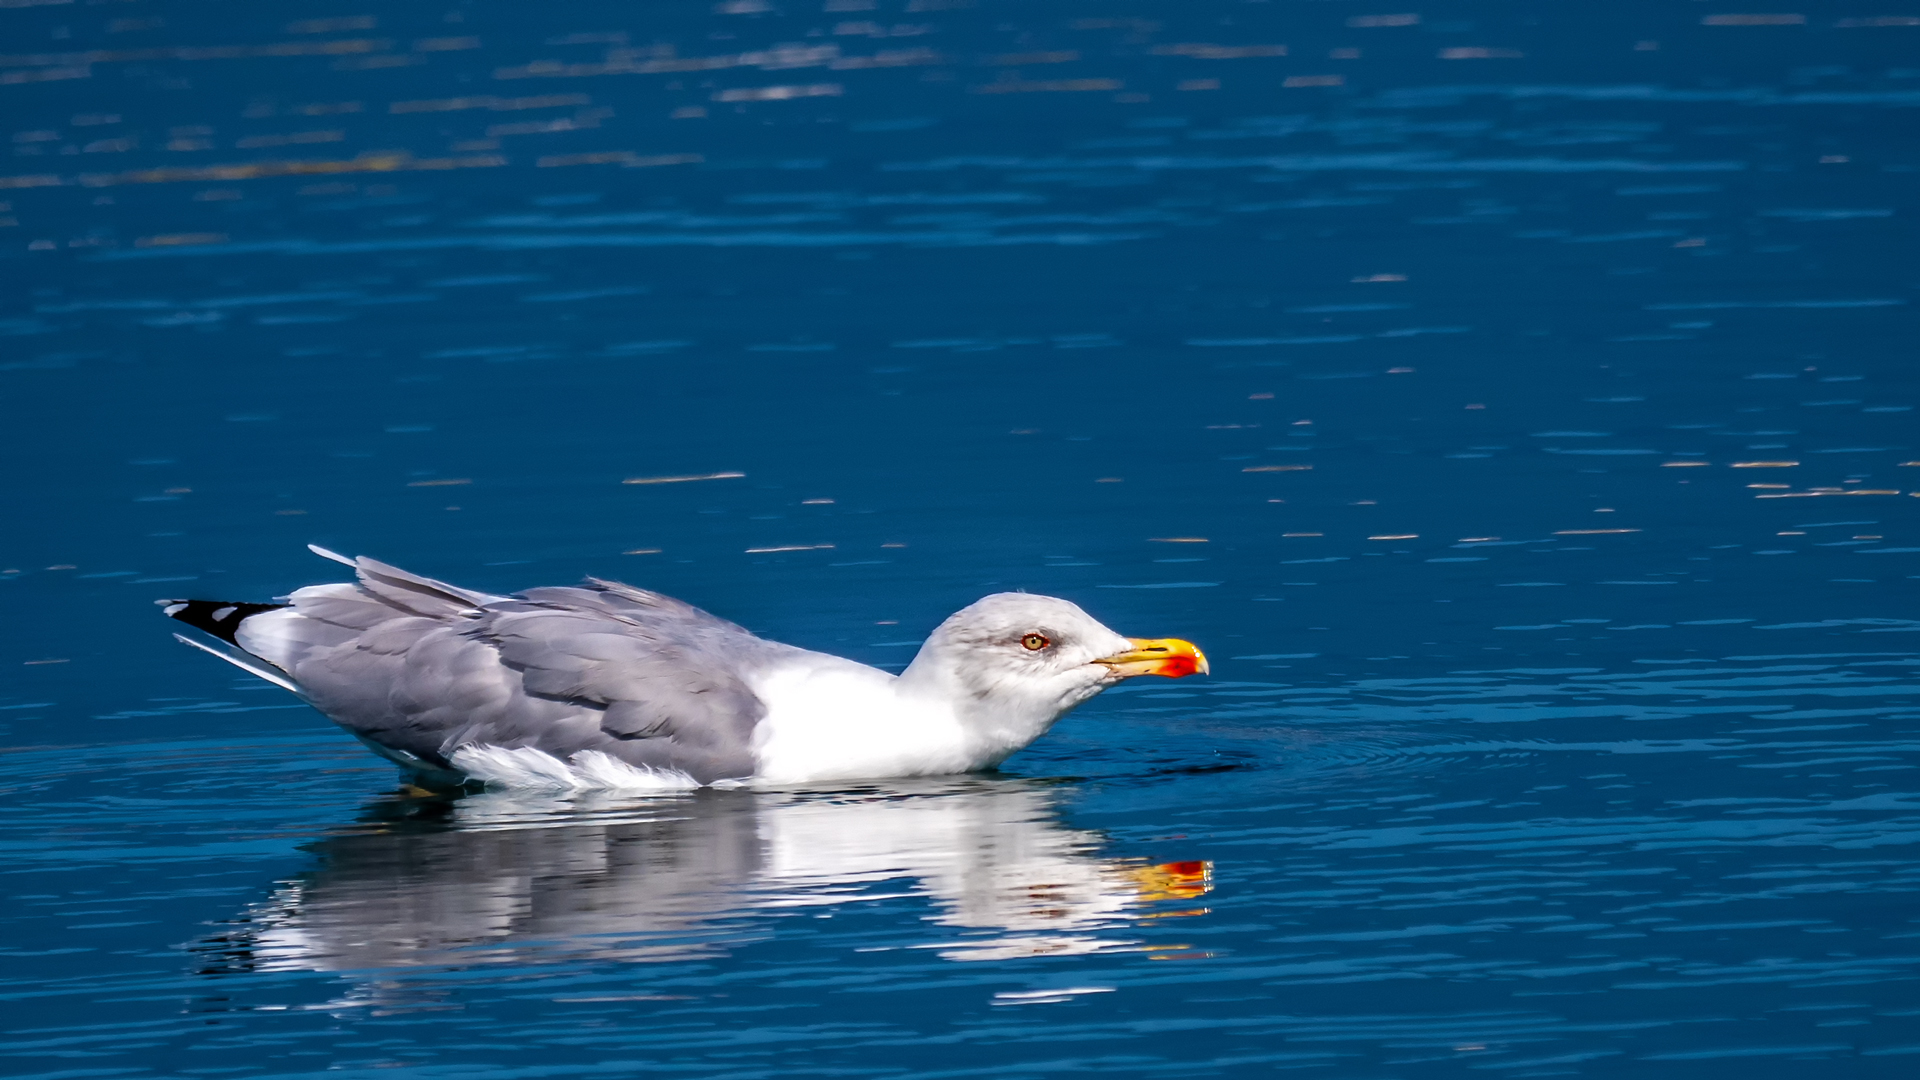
202,782,1211,985
163,547,1207,788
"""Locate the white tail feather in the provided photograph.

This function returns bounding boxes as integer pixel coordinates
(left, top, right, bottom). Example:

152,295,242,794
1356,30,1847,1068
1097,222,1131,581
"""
172,633,305,695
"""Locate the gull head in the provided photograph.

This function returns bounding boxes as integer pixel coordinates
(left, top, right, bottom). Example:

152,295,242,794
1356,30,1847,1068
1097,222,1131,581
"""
898,593,1207,757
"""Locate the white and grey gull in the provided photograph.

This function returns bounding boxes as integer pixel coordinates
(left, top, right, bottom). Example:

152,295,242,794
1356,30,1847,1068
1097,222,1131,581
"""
161,546,1208,790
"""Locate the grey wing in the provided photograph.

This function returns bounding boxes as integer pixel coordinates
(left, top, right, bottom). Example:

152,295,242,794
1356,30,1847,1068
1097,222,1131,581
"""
265,567,780,784
473,587,783,782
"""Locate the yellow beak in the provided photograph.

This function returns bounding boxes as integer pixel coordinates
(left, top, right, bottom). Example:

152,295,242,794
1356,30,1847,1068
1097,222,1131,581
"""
1095,638,1209,679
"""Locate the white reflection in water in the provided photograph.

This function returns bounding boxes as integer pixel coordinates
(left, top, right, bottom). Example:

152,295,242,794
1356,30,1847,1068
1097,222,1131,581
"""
212,781,1210,980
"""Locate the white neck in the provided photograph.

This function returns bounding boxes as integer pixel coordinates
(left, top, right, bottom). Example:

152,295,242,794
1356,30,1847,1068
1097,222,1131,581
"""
746,648,1080,785
895,654,1063,767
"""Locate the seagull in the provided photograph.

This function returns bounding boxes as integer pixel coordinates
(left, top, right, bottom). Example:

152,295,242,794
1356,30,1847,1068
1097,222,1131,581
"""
162,546,1207,790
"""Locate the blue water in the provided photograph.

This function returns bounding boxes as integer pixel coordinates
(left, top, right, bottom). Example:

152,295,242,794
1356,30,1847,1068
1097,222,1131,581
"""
4,1,1919,1075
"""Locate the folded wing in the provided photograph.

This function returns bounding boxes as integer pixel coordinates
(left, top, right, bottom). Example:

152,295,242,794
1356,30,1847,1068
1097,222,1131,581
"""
237,557,782,784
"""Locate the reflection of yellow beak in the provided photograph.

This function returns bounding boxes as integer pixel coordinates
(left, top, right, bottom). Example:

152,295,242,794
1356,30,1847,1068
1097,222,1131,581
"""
1095,638,1209,678
1127,859,1214,902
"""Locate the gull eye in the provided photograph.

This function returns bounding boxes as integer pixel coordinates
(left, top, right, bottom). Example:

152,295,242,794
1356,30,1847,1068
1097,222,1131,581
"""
1021,633,1051,651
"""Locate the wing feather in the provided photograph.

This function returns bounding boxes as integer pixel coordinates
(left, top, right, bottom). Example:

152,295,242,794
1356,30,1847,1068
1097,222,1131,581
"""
268,570,777,784
350,555,501,617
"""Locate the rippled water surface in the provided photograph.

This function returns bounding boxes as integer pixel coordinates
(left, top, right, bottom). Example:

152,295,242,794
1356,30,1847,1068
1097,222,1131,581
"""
4,1,1919,1076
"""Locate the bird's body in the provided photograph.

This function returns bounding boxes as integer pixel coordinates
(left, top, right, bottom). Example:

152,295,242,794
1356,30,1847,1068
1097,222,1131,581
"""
164,547,1206,790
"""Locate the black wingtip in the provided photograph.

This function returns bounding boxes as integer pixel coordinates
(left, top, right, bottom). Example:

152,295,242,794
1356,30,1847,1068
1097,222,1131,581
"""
161,599,287,646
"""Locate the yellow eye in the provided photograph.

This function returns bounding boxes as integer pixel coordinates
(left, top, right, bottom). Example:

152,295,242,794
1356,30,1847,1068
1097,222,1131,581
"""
1021,633,1050,651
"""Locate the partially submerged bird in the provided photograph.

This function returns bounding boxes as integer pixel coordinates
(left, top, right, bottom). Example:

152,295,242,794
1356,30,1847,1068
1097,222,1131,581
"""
162,546,1207,790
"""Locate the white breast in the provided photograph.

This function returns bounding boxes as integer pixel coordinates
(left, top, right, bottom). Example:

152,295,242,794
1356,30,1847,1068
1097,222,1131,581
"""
747,659,979,784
